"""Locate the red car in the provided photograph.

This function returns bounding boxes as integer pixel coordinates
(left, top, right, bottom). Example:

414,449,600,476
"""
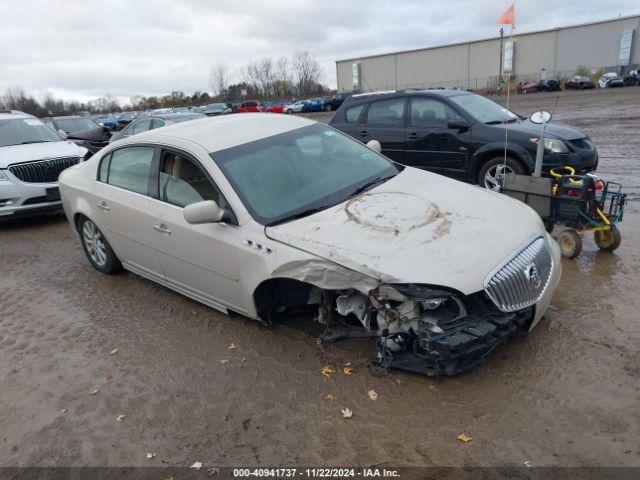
517,80,538,94
236,100,262,113
262,101,285,113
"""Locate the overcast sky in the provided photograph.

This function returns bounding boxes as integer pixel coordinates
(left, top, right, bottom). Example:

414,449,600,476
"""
3,0,639,103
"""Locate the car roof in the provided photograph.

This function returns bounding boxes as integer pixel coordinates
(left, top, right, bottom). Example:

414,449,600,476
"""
349,89,470,102
129,113,316,152
152,113,205,119
0,110,34,120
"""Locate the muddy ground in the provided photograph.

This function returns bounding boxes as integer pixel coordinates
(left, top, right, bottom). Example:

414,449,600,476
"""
1,88,639,468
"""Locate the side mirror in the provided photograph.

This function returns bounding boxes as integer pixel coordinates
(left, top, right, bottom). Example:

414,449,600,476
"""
57,129,68,139
530,111,552,124
447,119,470,131
366,140,382,153
183,200,225,224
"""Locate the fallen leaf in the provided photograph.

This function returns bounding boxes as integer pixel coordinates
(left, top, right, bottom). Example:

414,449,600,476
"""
106,373,113,381
457,433,472,442
191,310,197,315
524,461,531,467
325,393,335,401
240,357,246,363
321,365,335,377
367,389,378,400
145,452,156,459
191,461,202,470
88,389,99,395
344,362,352,367
343,367,353,376
116,414,126,422
219,359,229,365
395,379,402,386
341,407,353,418
61,408,67,413
227,343,238,350
110,348,119,355
167,475,175,480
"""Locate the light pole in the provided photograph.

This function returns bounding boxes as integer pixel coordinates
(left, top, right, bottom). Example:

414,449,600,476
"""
498,27,504,87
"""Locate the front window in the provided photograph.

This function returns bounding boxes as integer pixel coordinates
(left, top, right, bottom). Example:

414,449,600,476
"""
0,118,62,147
55,117,100,133
212,123,401,225
449,93,519,124
159,152,223,208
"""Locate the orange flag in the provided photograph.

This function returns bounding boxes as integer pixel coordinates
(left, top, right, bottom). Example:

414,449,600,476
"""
497,3,515,28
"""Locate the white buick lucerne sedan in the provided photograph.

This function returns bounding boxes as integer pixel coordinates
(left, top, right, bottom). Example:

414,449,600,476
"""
59,114,561,377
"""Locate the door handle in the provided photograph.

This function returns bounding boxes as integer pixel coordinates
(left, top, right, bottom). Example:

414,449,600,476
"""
97,201,110,211
358,130,368,136
407,133,420,139
153,223,172,235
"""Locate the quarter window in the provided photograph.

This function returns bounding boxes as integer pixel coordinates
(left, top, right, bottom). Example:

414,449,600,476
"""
345,104,364,123
103,146,154,195
365,98,405,125
159,152,222,208
410,98,461,127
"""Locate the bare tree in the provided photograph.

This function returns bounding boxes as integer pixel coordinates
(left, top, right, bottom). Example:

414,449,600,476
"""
209,62,229,98
292,52,323,97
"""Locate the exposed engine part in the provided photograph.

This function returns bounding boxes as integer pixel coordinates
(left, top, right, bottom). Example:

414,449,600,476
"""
335,292,370,329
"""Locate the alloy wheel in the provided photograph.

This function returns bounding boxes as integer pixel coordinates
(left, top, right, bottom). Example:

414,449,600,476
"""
484,164,515,190
82,219,108,267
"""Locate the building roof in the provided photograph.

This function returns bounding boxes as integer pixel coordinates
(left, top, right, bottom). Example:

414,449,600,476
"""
130,113,316,152
336,14,640,63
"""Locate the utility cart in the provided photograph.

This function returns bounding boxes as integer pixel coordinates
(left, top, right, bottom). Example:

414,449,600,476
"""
502,167,627,258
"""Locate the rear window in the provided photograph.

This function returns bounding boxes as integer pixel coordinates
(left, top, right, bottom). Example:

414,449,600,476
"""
101,146,154,195
365,98,405,125
345,105,364,123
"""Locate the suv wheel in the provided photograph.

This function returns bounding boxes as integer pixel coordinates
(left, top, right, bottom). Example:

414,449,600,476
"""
324,104,332,112
79,216,122,274
477,157,525,190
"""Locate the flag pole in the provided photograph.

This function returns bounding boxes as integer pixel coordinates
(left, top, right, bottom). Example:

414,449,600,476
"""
502,22,514,171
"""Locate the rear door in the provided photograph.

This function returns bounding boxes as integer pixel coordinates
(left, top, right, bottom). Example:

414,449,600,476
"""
93,145,165,281
356,97,406,163
404,96,470,175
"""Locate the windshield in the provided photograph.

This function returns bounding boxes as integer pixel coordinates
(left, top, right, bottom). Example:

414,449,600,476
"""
449,93,519,124
56,117,100,133
212,123,401,225
0,118,62,147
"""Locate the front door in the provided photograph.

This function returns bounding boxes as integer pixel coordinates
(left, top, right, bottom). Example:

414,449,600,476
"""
150,149,245,313
404,97,470,176
356,97,406,163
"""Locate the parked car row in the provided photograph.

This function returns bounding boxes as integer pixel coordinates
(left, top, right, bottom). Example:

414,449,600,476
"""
517,71,639,93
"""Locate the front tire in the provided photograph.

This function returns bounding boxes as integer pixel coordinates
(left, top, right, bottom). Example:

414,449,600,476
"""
477,157,526,190
79,216,122,274
324,104,332,112
594,225,621,251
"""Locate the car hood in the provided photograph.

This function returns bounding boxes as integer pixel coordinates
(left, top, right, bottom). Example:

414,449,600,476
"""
266,168,545,295
66,126,109,141
0,141,86,168
492,118,586,140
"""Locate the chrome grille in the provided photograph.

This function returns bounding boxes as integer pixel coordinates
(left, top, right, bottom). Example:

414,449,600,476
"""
484,236,553,312
8,157,80,183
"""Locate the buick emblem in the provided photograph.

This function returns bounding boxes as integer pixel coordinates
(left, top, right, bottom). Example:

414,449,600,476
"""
524,264,542,289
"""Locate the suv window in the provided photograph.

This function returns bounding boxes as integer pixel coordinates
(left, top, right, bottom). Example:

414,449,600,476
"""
132,119,153,134
365,98,405,125
345,104,364,123
159,152,221,208
410,97,461,127
102,146,154,195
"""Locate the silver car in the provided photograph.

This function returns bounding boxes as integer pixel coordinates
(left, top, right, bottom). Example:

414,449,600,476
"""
0,110,87,220
59,114,561,376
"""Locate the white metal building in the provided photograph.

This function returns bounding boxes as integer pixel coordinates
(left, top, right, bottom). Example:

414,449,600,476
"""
335,15,640,92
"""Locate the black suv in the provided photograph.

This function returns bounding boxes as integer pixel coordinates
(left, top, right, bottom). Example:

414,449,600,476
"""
324,92,355,111
329,90,598,188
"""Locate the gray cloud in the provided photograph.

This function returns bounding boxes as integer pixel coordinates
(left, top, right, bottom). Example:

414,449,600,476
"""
2,0,638,102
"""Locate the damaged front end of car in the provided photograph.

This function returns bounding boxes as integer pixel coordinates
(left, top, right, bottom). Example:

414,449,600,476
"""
329,284,533,377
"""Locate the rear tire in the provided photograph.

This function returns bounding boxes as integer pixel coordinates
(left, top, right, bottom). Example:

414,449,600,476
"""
594,225,621,251
558,229,582,259
79,216,122,274
477,157,526,190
